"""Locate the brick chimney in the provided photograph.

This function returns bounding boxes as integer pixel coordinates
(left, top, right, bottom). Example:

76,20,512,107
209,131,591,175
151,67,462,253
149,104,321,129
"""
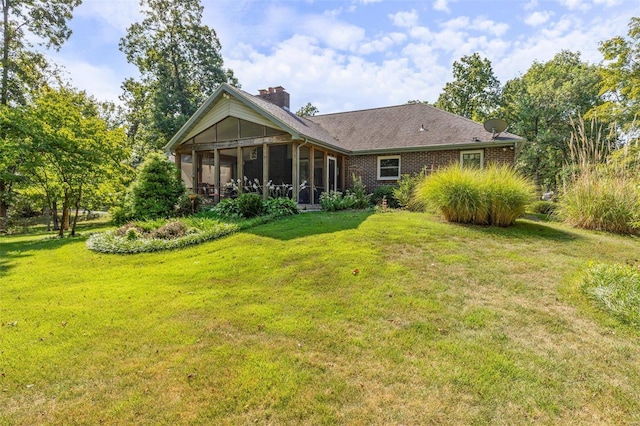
257,86,290,110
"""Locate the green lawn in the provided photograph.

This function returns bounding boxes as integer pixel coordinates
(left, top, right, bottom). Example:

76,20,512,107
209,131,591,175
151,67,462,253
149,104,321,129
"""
1,211,640,424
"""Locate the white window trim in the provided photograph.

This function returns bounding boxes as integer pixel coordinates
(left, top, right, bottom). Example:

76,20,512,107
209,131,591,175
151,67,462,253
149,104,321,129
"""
377,155,401,180
460,149,484,168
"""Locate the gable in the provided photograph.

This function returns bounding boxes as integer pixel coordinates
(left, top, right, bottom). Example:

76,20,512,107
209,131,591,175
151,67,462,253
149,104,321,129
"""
182,97,286,142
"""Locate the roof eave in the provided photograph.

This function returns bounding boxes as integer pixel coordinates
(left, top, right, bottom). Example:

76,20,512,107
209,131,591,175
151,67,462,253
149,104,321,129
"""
350,139,524,155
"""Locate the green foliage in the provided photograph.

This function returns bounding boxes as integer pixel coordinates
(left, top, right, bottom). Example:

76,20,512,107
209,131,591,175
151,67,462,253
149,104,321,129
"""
126,152,187,220
320,176,370,211
371,185,399,208
235,193,265,218
581,262,640,326
295,102,319,117
434,52,501,122
500,51,603,190
119,0,238,155
594,17,640,129
393,169,427,209
208,198,243,219
263,197,300,217
560,170,640,235
416,165,535,227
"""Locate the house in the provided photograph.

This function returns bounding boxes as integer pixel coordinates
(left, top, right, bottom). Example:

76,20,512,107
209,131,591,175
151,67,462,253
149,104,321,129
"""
164,84,523,204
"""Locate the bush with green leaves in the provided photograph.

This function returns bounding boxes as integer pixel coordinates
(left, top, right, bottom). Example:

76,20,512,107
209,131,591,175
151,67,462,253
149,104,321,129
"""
115,152,187,223
371,185,399,208
415,164,535,226
235,193,265,218
320,175,371,211
581,262,640,326
263,197,299,217
393,168,427,209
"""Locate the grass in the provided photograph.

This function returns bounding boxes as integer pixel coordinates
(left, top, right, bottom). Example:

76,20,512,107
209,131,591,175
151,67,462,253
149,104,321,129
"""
2,211,640,424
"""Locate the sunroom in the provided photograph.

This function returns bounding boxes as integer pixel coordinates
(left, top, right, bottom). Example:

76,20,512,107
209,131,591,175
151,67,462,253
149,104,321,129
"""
172,116,346,205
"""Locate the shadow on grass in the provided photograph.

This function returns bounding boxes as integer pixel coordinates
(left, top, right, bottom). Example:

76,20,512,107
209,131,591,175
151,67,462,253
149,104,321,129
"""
0,221,110,277
247,210,373,241
471,218,583,242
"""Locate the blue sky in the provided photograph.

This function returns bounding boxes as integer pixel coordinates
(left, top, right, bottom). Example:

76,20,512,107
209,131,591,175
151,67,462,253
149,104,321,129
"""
45,0,639,114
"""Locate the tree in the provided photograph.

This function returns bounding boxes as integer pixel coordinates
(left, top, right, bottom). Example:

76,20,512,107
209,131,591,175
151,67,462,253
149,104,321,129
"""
124,152,186,220
119,0,238,159
0,0,81,232
19,86,130,237
593,17,640,130
296,102,319,117
435,53,501,122
500,51,603,189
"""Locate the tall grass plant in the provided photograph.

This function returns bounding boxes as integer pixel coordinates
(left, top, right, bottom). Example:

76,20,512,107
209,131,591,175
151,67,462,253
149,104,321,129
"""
415,164,534,226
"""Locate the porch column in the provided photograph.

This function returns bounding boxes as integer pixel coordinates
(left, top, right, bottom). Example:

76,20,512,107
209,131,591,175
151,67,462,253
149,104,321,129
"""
262,143,269,200
309,146,315,204
213,148,220,203
191,149,197,193
236,146,243,194
174,152,181,170
292,142,298,202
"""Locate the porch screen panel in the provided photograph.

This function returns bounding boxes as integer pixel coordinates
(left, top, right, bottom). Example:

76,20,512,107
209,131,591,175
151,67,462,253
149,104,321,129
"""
242,146,263,192
268,144,293,198
298,145,310,203
314,150,325,194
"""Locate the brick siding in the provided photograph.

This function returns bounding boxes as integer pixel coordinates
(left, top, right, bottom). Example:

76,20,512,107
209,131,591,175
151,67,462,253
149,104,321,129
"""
345,147,515,191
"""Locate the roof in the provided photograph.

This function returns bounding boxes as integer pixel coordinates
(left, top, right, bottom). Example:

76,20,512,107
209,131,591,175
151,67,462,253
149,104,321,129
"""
307,103,522,154
165,83,523,154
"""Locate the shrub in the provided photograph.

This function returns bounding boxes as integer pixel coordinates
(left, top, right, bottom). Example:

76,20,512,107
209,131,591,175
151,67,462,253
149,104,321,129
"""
208,198,243,219
581,262,640,326
320,191,346,211
415,165,534,226
371,185,399,208
560,169,640,235
235,193,264,218
124,152,187,220
264,197,299,217
392,168,428,210
349,175,371,209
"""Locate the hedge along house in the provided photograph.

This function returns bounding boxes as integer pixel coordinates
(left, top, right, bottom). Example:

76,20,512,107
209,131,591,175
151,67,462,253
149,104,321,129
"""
165,83,524,204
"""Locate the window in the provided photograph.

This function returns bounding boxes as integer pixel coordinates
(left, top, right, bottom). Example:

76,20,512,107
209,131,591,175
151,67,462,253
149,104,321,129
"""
460,150,484,168
377,156,401,180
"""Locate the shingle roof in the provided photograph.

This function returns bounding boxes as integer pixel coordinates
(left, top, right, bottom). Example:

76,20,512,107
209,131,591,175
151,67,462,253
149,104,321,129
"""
306,103,522,153
225,85,341,149
166,83,523,154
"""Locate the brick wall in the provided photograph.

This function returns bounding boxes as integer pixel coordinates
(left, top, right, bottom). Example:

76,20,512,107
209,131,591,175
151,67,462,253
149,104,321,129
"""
345,147,515,191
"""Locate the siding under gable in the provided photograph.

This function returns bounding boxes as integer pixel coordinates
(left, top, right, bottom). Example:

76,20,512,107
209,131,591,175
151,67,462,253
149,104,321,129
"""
181,97,286,142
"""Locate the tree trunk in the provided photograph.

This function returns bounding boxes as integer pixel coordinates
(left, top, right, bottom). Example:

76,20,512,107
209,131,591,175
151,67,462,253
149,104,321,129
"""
71,187,82,237
52,200,59,230
58,193,69,237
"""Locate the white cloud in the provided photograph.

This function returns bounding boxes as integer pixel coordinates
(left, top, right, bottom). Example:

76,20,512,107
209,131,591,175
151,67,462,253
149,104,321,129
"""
389,10,419,28
358,33,407,55
524,0,539,11
433,0,451,13
304,17,366,51
75,0,142,31
525,11,553,26
558,0,591,11
472,17,509,37
593,0,622,5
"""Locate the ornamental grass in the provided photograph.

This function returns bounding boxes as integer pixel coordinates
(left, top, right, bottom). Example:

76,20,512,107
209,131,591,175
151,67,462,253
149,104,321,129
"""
415,164,534,227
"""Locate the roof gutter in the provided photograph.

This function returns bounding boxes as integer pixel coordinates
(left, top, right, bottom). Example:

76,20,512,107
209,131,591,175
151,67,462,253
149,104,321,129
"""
350,139,523,156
